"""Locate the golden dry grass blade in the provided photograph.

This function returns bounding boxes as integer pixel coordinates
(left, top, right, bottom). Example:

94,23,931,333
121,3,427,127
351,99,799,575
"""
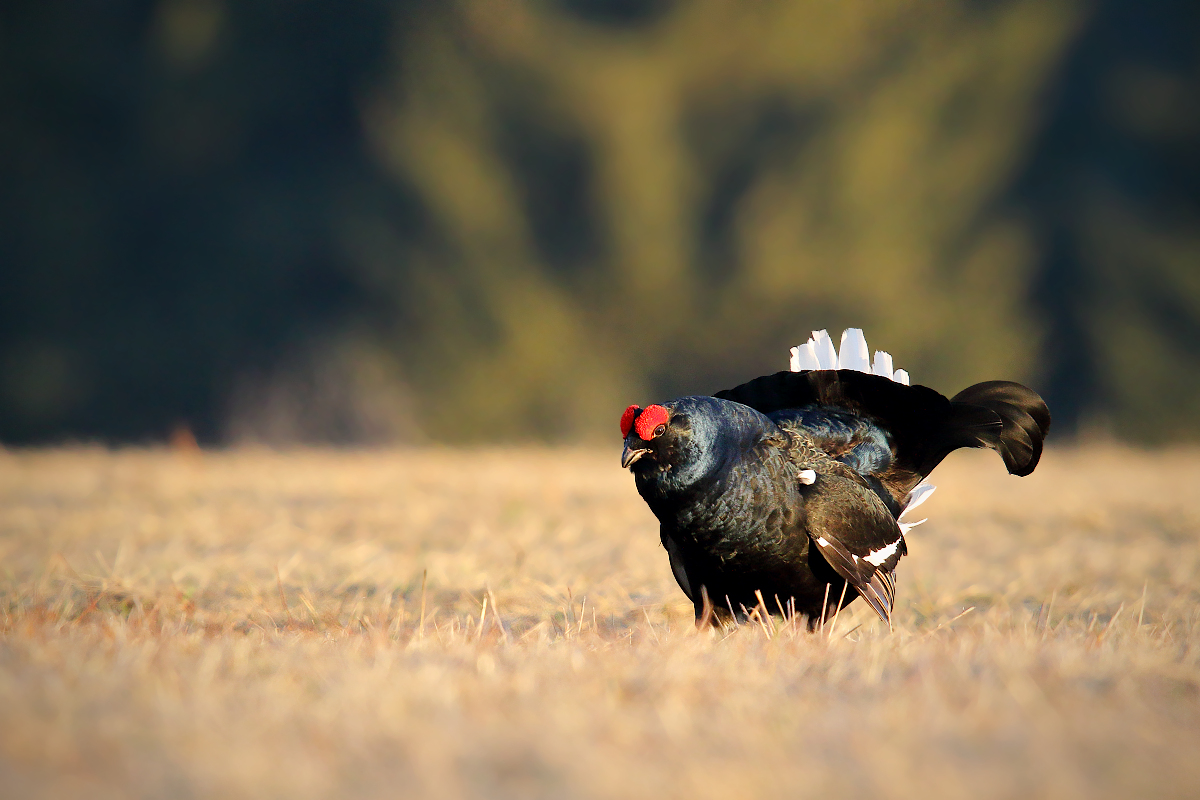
0,445,1198,799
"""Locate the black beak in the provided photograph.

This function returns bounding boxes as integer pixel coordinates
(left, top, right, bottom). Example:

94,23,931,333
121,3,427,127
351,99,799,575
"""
621,441,651,469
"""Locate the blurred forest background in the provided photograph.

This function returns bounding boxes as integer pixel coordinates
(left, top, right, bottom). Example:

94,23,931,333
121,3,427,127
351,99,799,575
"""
1,0,1198,446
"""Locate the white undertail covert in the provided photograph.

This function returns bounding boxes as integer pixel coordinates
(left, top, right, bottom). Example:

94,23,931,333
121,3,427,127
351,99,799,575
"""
789,328,911,386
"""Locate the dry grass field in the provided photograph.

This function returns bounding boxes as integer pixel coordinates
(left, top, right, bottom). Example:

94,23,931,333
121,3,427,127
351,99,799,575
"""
2,444,1199,799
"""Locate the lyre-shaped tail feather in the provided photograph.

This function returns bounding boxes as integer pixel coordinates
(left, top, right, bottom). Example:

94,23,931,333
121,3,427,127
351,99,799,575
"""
951,381,1051,476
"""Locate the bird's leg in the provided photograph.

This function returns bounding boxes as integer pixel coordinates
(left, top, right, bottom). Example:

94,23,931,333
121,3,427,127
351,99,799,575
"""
695,584,715,628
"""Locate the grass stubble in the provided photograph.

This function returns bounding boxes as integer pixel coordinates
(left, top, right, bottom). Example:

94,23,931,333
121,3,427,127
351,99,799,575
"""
1,445,1198,799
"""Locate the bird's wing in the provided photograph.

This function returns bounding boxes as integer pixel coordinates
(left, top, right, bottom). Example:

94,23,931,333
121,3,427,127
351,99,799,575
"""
801,469,907,627
771,407,903,515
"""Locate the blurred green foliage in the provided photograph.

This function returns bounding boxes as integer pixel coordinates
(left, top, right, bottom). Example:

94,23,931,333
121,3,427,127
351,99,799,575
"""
1,1,1198,444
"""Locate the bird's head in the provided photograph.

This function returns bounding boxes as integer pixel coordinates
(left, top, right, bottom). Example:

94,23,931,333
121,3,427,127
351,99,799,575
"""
621,394,754,481
620,395,773,484
619,403,684,472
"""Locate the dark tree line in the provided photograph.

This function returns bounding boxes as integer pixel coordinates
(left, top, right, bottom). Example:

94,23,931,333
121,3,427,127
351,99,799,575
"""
1,1,1197,444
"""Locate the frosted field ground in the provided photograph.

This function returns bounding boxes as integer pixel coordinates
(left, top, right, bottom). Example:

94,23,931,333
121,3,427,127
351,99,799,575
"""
1,445,1199,800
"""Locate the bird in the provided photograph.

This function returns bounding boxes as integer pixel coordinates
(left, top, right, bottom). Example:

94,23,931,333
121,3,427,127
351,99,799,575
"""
620,328,1050,630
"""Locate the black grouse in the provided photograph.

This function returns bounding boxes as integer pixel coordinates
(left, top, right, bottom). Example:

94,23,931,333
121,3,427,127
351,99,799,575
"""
620,329,1050,630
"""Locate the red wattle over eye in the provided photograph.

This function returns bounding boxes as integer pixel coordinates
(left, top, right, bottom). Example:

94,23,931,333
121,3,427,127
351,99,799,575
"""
634,404,669,440
620,405,640,438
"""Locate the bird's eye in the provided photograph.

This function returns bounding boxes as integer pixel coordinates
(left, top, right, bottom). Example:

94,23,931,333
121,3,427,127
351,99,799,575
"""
653,424,666,437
